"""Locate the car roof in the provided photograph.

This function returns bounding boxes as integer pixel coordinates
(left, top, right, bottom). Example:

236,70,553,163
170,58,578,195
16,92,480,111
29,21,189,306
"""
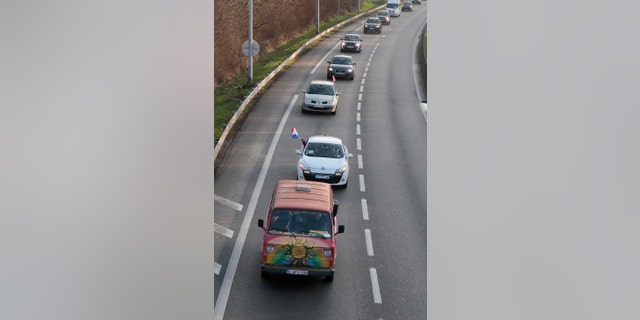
271,180,334,213
309,80,335,86
344,33,359,37
332,54,353,59
307,135,343,144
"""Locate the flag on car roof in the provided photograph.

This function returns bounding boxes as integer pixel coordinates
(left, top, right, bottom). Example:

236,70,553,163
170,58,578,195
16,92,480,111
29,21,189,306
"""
291,127,299,139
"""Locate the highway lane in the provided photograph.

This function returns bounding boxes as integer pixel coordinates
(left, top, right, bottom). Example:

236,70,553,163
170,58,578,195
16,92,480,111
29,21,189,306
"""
215,6,427,319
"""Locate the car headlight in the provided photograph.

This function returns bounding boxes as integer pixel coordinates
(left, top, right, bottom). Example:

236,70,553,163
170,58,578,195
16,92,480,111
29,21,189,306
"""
347,68,354,73
266,245,275,253
328,67,334,71
335,165,348,174
304,98,312,104
298,163,308,170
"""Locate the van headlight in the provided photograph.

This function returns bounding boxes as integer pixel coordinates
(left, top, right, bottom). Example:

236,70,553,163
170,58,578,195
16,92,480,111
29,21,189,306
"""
323,249,332,257
266,245,275,253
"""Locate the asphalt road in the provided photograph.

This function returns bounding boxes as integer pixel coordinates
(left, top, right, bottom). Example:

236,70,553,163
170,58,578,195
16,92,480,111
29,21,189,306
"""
214,6,428,320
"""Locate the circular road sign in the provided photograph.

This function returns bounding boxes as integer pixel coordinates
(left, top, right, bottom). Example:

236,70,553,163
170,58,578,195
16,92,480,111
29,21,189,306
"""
242,40,260,57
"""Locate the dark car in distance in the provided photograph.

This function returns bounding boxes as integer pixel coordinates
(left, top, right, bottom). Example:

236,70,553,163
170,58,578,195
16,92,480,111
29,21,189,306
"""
412,0,422,4
363,17,382,34
376,11,391,25
340,34,362,53
327,55,357,80
401,1,413,11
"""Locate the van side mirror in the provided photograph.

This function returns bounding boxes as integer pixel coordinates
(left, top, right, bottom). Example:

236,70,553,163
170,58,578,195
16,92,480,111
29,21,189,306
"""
337,225,345,234
257,219,264,229
332,201,339,217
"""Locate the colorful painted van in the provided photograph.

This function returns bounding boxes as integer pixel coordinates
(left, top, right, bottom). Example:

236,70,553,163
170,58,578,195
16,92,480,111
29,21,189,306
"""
257,180,345,282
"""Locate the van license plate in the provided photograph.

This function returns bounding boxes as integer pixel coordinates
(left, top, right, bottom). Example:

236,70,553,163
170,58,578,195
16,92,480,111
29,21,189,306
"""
286,269,308,275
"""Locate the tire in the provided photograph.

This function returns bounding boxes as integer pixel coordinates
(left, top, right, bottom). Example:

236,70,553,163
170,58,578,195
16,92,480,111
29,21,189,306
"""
324,275,334,282
261,270,269,278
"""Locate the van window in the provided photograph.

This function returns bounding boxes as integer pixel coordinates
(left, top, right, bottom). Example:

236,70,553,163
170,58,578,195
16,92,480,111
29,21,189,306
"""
269,209,332,238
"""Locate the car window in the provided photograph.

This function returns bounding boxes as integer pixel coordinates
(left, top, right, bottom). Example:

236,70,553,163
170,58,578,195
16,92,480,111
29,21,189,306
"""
367,18,379,23
332,57,352,65
307,84,333,95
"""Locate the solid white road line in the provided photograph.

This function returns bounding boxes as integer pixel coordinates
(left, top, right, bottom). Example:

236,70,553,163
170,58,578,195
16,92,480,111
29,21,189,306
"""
214,223,234,239
358,154,363,169
361,198,369,220
365,229,374,256
214,194,243,212
214,95,299,320
412,19,428,124
311,42,341,74
359,174,366,192
370,268,382,304
214,262,222,275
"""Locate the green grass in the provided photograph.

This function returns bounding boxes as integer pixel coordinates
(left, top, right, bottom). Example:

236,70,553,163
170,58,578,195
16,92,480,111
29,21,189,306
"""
214,1,387,140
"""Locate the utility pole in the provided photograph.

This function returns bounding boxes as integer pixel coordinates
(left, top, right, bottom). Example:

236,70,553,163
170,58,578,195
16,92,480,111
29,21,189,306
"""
316,0,320,34
248,0,253,83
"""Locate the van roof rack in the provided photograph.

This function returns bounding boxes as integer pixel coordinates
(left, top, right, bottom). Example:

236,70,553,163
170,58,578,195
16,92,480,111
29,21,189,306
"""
295,184,312,192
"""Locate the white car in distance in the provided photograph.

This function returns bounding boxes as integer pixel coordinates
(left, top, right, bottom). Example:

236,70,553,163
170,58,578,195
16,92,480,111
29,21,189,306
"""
296,135,353,188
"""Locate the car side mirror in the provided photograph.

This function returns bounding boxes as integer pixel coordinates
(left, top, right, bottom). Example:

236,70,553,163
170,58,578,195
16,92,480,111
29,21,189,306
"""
337,225,345,234
353,62,357,65
336,92,341,96
295,150,302,155
301,89,305,93
346,153,353,159
257,219,265,230
327,61,331,64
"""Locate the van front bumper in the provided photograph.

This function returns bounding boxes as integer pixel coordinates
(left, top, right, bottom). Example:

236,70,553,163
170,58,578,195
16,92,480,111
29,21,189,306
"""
261,264,335,277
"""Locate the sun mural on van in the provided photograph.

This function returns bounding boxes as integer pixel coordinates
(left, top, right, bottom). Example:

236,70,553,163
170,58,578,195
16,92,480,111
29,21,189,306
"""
263,237,331,268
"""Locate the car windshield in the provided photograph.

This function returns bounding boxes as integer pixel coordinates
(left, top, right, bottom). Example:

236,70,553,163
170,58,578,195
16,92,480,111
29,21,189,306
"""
331,57,352,65
304,142,343,158
378,12,387,17
307,84,334,95
367,18,379,23
268,209,332,238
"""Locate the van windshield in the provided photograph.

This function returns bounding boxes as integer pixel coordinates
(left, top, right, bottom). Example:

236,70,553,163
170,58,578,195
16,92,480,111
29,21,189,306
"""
269,209,332,238
387,4,398,9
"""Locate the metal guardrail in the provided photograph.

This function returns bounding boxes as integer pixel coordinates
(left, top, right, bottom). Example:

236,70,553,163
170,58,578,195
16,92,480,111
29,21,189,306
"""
213,5,386,163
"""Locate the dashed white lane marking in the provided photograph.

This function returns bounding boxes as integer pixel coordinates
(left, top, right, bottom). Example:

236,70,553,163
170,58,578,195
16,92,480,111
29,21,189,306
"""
214,194,243,212
365,67,369,72
357,102,361,111
358,93,362,101
361,199,369,220
365,229,374,256
359,174,366,192
370,268,382,304
214,262,222,275
214,223,234,239
356,124,361,135
358,154,363,169
361,78,366,85
356,138,362,150
356,112,361,122
360,85,364,92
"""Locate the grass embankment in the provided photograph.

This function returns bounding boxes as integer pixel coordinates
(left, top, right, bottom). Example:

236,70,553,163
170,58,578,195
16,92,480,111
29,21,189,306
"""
214,1,386,141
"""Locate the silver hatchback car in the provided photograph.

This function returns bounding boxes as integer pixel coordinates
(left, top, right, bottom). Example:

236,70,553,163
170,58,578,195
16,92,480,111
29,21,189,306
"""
301,80,340,115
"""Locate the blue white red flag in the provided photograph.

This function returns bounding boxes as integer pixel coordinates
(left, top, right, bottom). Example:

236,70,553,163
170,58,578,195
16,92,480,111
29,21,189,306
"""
291,127,299,139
